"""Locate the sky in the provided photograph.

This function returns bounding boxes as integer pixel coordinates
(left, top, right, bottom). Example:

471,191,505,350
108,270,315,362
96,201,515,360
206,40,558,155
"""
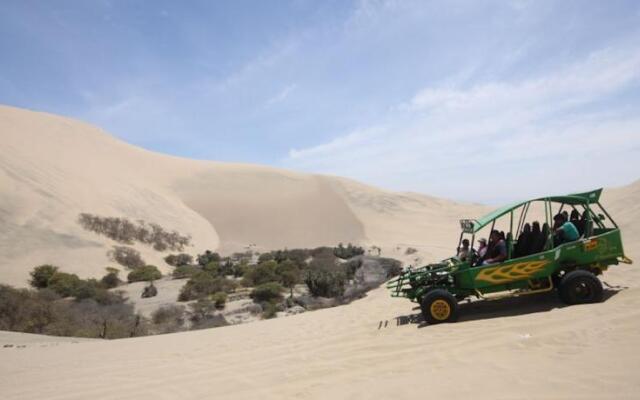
1,0,640,204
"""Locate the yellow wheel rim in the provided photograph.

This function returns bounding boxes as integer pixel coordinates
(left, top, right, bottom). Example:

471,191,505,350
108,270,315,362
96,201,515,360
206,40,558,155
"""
430,299,451,321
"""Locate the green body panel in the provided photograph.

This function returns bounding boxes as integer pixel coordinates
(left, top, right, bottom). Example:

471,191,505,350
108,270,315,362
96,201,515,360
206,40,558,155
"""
387,189,629,304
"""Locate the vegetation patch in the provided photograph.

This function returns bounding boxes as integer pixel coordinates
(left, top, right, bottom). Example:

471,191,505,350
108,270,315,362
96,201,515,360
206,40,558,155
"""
78,213,191,251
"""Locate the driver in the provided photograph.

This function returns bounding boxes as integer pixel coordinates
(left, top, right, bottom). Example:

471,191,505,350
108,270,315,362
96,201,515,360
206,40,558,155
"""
457,239,470,261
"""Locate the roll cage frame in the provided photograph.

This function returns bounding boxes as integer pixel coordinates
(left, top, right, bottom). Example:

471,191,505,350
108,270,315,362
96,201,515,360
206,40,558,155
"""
456,189,616,261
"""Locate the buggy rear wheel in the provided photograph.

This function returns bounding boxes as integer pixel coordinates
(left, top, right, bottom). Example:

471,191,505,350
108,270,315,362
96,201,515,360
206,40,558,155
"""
420,289,459,324
559,270,603,305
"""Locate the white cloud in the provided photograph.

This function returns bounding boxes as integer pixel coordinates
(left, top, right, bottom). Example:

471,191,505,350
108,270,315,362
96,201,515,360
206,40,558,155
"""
283,42,640,203
266,84,297,106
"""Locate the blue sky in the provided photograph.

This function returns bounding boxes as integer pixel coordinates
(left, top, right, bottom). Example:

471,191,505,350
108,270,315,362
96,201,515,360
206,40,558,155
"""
1,0,640,203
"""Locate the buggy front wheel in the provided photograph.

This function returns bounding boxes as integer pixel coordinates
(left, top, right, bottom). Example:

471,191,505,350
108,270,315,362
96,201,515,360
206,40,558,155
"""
420,289,459,324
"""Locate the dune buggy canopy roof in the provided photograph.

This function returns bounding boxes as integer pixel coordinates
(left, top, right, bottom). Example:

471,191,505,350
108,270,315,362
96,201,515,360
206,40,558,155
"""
460,188,603,234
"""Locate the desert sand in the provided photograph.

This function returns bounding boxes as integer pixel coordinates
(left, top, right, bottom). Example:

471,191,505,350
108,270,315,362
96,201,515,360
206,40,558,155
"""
1,105,639,399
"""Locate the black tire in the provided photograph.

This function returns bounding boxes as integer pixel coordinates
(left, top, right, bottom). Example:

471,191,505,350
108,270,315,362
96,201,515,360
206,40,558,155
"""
420,289,459,324
559,270,603,305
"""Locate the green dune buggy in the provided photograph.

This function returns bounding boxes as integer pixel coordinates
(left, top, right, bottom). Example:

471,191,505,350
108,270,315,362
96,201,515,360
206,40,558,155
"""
387,189,633,324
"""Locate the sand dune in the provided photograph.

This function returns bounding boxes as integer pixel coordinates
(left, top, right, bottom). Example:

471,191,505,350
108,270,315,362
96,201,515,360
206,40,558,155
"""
1,105,639,399
0,105,485,286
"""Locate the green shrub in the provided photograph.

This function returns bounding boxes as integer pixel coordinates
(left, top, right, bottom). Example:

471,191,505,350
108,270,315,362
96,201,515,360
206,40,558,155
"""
242,260,278,287
231,260,249,278
304,259,346,298
212,292,227,310
178,272,237,301
202,261,220,276
164,253,193,267
73,279,101,300
172,264,201,279
250,282,284,303
197,250,221,266
219,258,234,276
310,246,335,259
48,272,82,298
127,265,162,283
333,243,365,259
29,265,59,289
100,267,122,289
262,302,278,319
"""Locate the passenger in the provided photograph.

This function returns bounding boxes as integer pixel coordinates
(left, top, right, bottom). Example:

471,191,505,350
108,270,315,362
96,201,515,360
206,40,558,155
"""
552,213,564,230
581,210,590,236
477,238,488,259
457,239,470,261
530,221,545,253
570,209,580,222
553,213,579,245
514,223,532,257
542,223,550,248
483,230,507,265
570,209,585,236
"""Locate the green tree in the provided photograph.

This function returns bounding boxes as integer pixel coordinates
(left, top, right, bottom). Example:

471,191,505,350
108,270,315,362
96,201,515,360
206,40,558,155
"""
276,260,301,297
242,260,278,286
250,282,284,303
29,265,59,289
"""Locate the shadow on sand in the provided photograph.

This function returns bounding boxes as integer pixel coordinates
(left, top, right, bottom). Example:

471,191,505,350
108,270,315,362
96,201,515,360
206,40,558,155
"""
391,282,626,329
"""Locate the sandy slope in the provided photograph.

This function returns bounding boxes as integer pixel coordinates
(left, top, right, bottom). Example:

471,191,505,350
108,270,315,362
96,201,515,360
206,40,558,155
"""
0,105,485,286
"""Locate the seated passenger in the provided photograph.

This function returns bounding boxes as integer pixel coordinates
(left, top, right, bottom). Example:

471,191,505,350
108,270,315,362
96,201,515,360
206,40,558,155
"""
514,223,532,257
457,239,470,261
482,230,507,265
530,221,545,254
553,213,579,245
571,209,585,236
477,238,488,258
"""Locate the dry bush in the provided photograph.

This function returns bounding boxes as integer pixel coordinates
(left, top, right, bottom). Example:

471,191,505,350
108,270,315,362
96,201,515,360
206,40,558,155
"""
0,285,146,339
405,247,418,255
108,246,146,269
78,213,191,251
164,253,193,267
151,304,186,333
